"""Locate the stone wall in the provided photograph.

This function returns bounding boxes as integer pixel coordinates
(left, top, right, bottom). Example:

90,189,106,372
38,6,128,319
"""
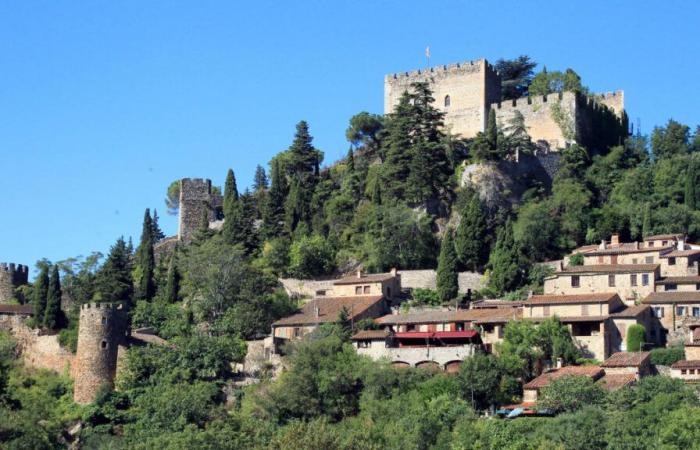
384,59,501,138
0,263,29,303
178,178,223,243
73,302,127,405
356,342,478,368
0,318,75,374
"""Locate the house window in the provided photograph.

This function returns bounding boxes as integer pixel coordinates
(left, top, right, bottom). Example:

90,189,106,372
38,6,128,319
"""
648,241,655,247
597,255,604,264
654,306,664,318
669,257,676,266
293,327,301,338
682,369,687,375
456,322,465,331
363,285,371,294
645,256,654,264
611,255,618,265
543,305,551,317
406,324,416,332
571,276,580,287
662,240,668,246
693,307,700,318
100,341,108,349
582,305,589,316
665,284,678,291
696,284,700,291
632,258,638,264
444,95,451,107
358,340,371,348
608,275,616,287
677,306,686,316
630,274,637,286
355,286,362,295
642,274,649,286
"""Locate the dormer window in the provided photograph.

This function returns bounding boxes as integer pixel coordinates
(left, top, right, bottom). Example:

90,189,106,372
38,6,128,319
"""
444,95,451,107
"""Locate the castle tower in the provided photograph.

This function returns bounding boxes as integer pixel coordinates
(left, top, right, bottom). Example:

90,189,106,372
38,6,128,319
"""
178,178,223,243
73,302,127,404
384,59,501,138
0,263,29,303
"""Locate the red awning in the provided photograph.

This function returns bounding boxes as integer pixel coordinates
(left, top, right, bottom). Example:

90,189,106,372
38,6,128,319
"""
394,330,479,339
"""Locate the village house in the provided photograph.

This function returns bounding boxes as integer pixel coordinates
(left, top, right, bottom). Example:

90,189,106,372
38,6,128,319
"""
670,325,700,383
641,291,700,339
522,365,606,403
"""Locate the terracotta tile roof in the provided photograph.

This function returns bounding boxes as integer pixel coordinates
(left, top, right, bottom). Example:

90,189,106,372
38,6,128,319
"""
523,365,605,390
642,292,700,304
644,233,684,241
570,244,600,255
671,360,700,369
609,305,650,318
601,352,650,368
586,244,673,256
657,276,700,285
273,296,384,327
334,273,396,285
0,304,33,315
524,293,619,305
375,308,521,326
597,373,637,391
559,264,659,274
661,250,700,258
471,299,524,309
350,329,391,340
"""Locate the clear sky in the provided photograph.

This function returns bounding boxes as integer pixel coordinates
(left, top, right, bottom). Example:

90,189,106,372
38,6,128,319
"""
1,0,698,278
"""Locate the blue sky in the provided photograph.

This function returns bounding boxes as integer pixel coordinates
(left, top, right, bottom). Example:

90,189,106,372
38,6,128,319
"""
1,1,698,277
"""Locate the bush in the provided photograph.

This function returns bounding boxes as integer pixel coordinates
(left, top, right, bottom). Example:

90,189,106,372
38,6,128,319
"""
58,327,78,353
569,253,584,266
626,324,646,352
288,234,336,278
650,345,685,366
411,288,441,306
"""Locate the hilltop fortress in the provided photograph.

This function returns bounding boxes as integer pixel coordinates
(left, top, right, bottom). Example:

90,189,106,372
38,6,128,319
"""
385,58,625,151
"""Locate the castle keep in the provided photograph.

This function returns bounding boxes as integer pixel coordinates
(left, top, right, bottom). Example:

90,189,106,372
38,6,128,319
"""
384,58,625,150
0,263,29,303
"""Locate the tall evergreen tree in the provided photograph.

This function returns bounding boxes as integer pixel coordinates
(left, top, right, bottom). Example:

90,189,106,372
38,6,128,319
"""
223,169,239,217
43,265,62,329
283,121,320,231
437,231,459,302
96,237,134,305
685,163,697,210
382,94,415,200
32,265,50,324
151,209,165,241
164,255,180,304
253,165,269,192
455,193,489,271
263,159,287,238
473,109,503,161
488,219,523,294
642,203,652,238
136,209,156,301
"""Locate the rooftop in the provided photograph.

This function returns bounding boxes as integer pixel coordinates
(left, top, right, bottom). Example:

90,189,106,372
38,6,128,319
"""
586,243,674,256
644,233,684,241
657,276,700,285
350,329,391,340
642,292,700,304
273,296,384,327
601,352,650,368
334,272,396,285
609,304,651,318
375,308,521,326
671,360,700,369
597,373,637,391
0,304,33,315
660,249,700,258
558,264,659,274
524,293,619,306
523,365,605,390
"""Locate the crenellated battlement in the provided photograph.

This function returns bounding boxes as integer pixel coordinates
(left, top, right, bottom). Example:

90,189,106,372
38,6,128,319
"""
490,91,569,111
0,263,29,275
385,58,491,81
0,262,29,302
80,302,126,311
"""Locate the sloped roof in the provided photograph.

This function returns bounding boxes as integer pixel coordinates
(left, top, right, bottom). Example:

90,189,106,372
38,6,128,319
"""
609,304,650,318
660,249,700,258
375,308,521,326
334,273,396,285
642,292,700,304
523,365,605,390
273,296,384,327
351,329,391,340
597,373,637,391
671,360,700,369
558,264,659,274
644,233,684,241
586,244,673,256
657,276,700,285
0,304,33,315
601,352,650,368
524,293,619,305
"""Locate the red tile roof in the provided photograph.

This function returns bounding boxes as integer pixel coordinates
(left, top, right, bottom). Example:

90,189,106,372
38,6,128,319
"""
609,305,650,318
559,264,659,274
375,308,521,326
661,250,700,258
657,276,700,285
524,293,619,305
642,292,700,304
334,273,396,285
601,352,650,368
273,296,384,326
671,360,700,369
586,244,673,256
0,304,33,315
350,329,391,340
597,373,637,391
523,365,605,390
644,234,684,241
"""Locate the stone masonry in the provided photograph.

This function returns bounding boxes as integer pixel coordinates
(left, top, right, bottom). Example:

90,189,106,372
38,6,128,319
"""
178,178,223,243
73,302,127,405
0,263,29,303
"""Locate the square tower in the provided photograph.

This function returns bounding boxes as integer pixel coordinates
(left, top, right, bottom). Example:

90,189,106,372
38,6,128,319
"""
384,59,501,138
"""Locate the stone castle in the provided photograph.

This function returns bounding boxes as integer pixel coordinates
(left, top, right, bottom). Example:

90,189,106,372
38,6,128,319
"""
0,263,29,303
384,58,625,150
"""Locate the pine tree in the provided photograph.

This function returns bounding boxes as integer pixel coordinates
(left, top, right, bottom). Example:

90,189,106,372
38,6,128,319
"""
283,121,319,231
488,219,523,294
437,231,459,302
455,193,488,271
43,265,62,329
685,163,697,210
263,159,287,238
223,169,239,217
285,177,311,233
239,189,259,253
382,94,414,200
164,255,180,304
32,265,49,324
642,203,652,238
136,209,156,301
151,209,165,241
253,165,268,192
96,237,134,305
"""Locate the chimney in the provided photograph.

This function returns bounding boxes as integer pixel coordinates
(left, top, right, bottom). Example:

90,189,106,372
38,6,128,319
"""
599,240,606,250
611,234,620,246
678,238,686,251
556,357,563,369
390,267,397,276
356,269,363,279
314,305,320,318
527,290,534,299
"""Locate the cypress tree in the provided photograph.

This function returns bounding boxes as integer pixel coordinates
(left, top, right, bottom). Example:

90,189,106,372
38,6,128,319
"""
137,209,156,301
455,193,488,271
685,163,697,210
486,108,498,151
488,219,523,294
263,159,287,238
253,164,268,192
642,203,652,238
223,169,239,217
32,265,50,325
164,256,180,304
283,121,319,231
223,169,244,245
382,94,414,201
151,209,165,241
96,237,134,305
437,231,459,302
43,265,62,329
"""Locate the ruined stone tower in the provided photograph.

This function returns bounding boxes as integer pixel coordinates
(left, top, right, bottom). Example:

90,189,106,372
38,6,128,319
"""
0,263,29,303
177,178,223,243
73,302,127,404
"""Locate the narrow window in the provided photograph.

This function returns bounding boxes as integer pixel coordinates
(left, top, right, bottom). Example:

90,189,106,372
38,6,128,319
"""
654,307,664,318
682,369,687,375
662,240,668,246
100,341,108,349
677,306,685,316
696,283,700,291
293,327,301,338
642,274,649,286
630,274,637,286
669,257,676,266
363,285,371,294
649,241,655,247
665,284,678,291
608,275,616,287
101,316,107,325
693,307,700,317
444,95,451,107
571,275,580,287
355,286,362,295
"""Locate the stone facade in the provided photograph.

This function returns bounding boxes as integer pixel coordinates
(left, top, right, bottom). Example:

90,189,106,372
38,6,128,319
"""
354,340,479,371
73,302,127,405
178,178,223,243
0,263,29,303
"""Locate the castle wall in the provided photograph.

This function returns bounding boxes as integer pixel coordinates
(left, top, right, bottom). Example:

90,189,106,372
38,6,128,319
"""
491,92,577,151
0,263,29,303
73,302,127,404
178,178,221,243
595,91,624,117
384,59,501,138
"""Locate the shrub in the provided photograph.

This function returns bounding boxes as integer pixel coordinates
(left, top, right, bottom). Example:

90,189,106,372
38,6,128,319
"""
626,324,646,352
569,253,584,266
650,345,685,366
411,288,441,306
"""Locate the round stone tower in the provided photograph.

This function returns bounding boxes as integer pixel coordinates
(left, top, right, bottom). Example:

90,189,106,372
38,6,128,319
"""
73,302,127,404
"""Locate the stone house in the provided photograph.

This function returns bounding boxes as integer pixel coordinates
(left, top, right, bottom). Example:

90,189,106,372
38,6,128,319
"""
655,276,700,293
331,269,401,302
600,351,652,378
522,365,606,403
669,325,700,383
641,292,700,337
